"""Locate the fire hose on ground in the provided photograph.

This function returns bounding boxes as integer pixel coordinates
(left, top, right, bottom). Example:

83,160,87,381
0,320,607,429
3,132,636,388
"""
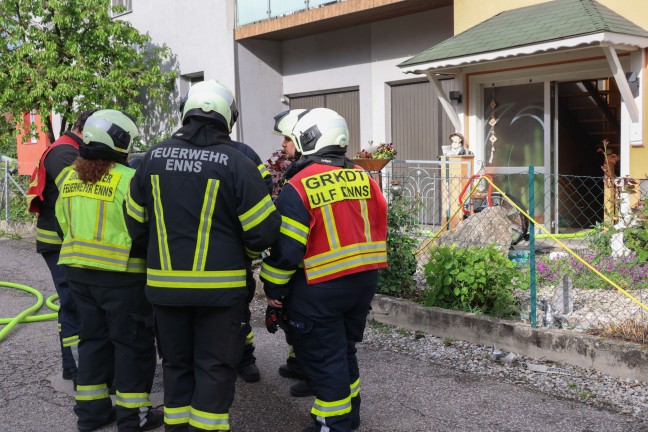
0,281,58,342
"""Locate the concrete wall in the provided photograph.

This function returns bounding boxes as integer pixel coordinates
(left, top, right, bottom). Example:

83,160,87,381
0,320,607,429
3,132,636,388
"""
236,40,286,161
371,295,648,382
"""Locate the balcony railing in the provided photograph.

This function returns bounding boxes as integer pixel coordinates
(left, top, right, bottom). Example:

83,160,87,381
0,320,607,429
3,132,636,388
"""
236,0,345,27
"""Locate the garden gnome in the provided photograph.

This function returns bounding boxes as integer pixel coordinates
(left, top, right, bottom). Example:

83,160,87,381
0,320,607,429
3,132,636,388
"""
448,132,470,155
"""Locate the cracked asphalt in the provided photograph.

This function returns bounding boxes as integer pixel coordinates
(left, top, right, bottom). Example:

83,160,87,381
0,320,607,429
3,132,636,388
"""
1,235,647,432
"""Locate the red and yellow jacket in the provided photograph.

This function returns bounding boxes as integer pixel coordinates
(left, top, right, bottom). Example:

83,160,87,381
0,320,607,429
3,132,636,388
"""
261,160,387,297
26,132,81,253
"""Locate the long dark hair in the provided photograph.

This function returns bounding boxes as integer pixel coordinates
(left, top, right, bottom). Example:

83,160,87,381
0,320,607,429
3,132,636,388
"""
73,157,114,183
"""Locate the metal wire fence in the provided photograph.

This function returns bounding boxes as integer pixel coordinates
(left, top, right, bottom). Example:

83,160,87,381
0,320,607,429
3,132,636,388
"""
2,156,648,343
381,159,648,344
0,159,29,223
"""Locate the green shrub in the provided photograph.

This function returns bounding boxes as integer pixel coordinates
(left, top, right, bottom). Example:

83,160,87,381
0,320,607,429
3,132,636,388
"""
378,196,420,297
422,244,528,318
624,198,647,262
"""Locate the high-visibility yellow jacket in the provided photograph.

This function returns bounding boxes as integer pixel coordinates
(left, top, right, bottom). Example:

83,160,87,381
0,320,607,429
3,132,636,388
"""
55,163,144,273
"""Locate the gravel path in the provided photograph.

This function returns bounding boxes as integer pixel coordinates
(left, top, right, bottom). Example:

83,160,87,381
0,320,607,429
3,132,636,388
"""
360,321,648,422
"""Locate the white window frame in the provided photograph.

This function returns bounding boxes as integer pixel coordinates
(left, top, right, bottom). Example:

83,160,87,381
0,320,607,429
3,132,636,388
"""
29,110,38,144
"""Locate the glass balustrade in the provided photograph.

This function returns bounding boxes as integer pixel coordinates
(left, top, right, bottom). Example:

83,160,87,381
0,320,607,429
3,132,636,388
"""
237,0,344,26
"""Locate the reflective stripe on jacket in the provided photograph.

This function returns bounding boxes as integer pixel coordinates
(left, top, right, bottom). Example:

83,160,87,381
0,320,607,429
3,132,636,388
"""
125,129,281,307
55,163,142,272
261,161,387,290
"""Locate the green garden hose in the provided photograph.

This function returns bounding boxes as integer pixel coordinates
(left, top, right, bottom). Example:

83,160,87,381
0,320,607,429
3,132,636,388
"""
0,282,59,342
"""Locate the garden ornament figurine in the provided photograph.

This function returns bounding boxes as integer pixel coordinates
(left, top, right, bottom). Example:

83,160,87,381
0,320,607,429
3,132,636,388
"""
447,132,471,156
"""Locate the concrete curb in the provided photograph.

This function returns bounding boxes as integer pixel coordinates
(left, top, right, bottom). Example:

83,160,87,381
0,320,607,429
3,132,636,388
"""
369,294,648,382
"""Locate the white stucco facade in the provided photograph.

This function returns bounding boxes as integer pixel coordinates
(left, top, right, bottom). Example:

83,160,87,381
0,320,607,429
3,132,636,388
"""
122,3,452,162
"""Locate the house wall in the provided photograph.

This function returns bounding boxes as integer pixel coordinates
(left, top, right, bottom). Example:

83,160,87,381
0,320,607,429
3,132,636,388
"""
236,39,285,160
122,3,453,163
455,0,648,181
276,7,453,161
118,0,239,143
454,0,648,34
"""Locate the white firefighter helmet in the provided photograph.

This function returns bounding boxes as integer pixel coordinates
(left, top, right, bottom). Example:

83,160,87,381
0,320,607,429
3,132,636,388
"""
273,109,306,145
82,109,139,156
182,80,238,132
291,108,348,156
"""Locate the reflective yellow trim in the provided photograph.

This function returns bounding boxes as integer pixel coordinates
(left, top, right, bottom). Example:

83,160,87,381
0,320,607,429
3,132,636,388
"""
258,164,270,178
311,395,352,417
115,391,152,409
59,238,131,270
306,251,387,281
304,241,387,269
280,215,308,245
75,383,109,401
245,330,254,346
164,405,191,425
36,228,62,245
193,179,219,271
62,334,79,347
94,201,107,242
239,195,276,231
147,268,247,289
321,204,340,250
126,189,147,222
245,247,260,259
126,257,146,273
189,407,229,431
259,262,294,285
350,378,360,398
151,175,172,270
359,199,371,242
55,166,74,189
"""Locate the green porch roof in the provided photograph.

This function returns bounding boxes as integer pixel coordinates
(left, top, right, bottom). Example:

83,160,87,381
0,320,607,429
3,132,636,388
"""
399,0,648,68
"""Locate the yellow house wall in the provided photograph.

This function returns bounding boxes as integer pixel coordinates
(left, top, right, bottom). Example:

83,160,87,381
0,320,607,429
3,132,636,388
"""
455,0,648,181
454,0,648,34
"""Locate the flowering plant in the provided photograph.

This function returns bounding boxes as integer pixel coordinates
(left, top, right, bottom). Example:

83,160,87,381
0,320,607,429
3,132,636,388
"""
264,149,291,199
354,142,396,159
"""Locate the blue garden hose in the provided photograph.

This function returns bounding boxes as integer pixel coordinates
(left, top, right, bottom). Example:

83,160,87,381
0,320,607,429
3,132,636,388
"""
0,282,59,342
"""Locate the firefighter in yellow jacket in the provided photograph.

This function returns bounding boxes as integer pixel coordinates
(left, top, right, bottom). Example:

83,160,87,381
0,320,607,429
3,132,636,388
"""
125,80,281,432
261,108,388,432
55,109,162,432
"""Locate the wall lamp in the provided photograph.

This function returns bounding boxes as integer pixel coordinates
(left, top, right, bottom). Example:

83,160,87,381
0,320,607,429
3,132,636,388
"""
449,91,462,103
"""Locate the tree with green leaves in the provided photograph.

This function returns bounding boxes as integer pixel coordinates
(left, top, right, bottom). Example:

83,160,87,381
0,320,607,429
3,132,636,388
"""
0,0,176,145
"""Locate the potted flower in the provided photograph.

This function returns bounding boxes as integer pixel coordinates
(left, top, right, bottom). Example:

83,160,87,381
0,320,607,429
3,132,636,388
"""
352,142,396,172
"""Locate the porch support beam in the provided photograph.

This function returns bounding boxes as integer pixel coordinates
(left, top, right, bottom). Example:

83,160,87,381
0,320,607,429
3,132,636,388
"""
603,46,639,123
425,71,462,132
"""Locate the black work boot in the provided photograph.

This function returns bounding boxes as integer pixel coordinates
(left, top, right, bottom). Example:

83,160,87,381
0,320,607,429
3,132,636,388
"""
62,367,77,380
77,406,116,432
278,363,304,380
290,380,312,397
140,408,164,431
238,363,261,383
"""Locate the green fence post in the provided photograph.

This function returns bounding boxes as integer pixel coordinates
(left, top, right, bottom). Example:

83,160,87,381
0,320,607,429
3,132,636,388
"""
529,165,536,328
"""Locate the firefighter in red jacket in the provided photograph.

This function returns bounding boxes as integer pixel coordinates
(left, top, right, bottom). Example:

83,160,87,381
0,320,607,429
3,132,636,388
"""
260,108,388,432
126,80,281,431
26,110,96,385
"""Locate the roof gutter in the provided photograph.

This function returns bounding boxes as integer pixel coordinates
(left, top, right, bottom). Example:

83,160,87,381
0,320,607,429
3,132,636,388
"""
399,32,648,75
